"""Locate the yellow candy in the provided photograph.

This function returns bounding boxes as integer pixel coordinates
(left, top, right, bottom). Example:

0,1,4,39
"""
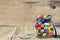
44,15,46,19
49,30,52,33
48,26,53,33
51,25,53,28
48,27,51,30
35,34,38,37
42,33,46,37
48,25,53,30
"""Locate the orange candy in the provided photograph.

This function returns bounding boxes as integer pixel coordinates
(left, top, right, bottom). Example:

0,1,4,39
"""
49,32,53,37
40,23,44,29
38,27,41,31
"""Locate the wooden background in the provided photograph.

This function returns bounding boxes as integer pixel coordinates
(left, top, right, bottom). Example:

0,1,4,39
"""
0,0,60,40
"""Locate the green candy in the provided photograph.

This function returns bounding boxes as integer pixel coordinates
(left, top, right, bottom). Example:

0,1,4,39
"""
34,29,38,33
42,33,46,37
35,34,38,37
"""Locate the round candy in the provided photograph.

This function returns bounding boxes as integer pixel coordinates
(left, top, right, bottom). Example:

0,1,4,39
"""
44,26,48,30
35,34,38,37
49,32,53,37
38,27,41,31
49,25,53,28
39,15,44,18
45,30,49,33
43,15,46,19
40,23,44,29
42,33,46,37
49,29,52,33
40,29,44,33
34,23,39,28
34,29,38,33
48,26,53,31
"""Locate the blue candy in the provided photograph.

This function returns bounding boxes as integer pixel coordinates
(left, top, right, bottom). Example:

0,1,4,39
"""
44,26,48,30
40,29,44,33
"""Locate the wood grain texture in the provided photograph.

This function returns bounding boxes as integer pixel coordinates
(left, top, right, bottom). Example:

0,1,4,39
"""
0,0,60,40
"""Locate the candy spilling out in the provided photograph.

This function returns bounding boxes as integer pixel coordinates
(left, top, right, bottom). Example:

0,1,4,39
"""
34,15,57,38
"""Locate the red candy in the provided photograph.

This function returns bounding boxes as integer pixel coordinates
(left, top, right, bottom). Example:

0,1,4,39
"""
34,15,57,37
39,15,44,18
34,23,39,28
45,30,48,33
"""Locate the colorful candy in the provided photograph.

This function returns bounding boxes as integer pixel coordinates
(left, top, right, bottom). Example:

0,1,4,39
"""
38,27,41,31
44,26,48,30
43,15,46,19
45,30,49,33
34,29,38,33
34,15,57,38
38,15,44,18
34,23,39,28
48,26,53,31
35,33,38,37
49,32,53,37
40,29,44,33
42,33,46,37
40,23,44,29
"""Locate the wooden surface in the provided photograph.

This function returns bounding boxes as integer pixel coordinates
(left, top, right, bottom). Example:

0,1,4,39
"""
0,0,60,40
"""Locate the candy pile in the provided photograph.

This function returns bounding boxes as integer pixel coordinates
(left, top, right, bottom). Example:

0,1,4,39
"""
34,15,57,37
